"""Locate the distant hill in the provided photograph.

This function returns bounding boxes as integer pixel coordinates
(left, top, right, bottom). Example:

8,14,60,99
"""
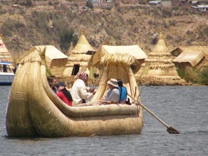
0,1,208,59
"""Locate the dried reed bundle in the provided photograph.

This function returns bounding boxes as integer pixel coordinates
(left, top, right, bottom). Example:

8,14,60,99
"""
149,64,176,69
145,59,172,63
100,53,135,66
137,76,186,86
149,53,171,57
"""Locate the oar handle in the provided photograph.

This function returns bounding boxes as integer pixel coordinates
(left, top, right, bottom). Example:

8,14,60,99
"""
127,93,170,128
138,101,170,128
127,93,180,134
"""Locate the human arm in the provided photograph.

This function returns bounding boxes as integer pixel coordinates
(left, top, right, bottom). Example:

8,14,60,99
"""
79,84,94,100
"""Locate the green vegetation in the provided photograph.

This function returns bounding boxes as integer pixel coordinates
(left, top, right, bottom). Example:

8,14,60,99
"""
198,67,208,85
177,67,208,85
59,30,78,52
1,10,78,53
1,18,25,37
184,67,200,84
177,68,185,79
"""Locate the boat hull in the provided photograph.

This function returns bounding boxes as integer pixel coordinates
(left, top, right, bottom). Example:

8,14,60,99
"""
0,73,14,85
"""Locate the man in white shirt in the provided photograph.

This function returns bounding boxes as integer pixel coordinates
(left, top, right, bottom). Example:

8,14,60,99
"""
71,72,95,105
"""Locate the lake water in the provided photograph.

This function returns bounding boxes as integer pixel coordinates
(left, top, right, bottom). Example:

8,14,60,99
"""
0,86,208,156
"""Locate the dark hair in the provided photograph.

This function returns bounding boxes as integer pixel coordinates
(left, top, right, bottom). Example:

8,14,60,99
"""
56,82,65,87
47,76,55,84
60,88,73,102
47,76,56,88
117,79,123,87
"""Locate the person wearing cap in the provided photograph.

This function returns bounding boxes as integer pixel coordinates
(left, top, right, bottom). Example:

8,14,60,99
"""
101,78,119,104
71,72,96,105
56,82,73,106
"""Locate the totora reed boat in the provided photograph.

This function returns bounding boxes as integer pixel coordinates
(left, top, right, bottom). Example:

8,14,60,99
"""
6,46,143,137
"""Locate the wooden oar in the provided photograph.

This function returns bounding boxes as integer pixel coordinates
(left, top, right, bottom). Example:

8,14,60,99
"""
128,93,180,134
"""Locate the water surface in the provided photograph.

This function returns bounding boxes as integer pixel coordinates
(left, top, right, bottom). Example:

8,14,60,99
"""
0,86,208,156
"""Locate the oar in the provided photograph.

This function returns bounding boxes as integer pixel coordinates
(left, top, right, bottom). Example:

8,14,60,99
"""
127,93,180,134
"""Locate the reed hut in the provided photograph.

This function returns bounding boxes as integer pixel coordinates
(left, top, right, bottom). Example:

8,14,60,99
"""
172,46,208,71
34,45,68,77
137,33,186,85
63,34,96,77
0,36,13,62
91,45,147,75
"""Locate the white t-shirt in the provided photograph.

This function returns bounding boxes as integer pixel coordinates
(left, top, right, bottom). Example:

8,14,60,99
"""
71,79,93,105
104,88,119,103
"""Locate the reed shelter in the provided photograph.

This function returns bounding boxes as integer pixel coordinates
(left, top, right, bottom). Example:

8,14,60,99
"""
63,33,96,77
136,33,186,85
91,45,147,77
0,35,13,62
33,45,68,77
172,46,208,71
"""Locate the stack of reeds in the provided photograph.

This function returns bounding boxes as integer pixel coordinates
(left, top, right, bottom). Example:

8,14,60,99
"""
136,33,186,85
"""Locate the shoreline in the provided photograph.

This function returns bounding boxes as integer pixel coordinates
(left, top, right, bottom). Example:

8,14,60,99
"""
56,76,204,88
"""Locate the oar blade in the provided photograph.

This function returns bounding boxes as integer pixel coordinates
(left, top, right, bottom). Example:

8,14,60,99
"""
167,127,180,134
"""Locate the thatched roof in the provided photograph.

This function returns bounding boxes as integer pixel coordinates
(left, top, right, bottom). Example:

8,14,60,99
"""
172,46,208,67
35,45,68,67
173,51,205,67
32,45,68,77
151,33,168,54
92,45,147,66
63,34,96,76
71,34,96,54
137,33,186,85
174,46,208,55
0,36,12,62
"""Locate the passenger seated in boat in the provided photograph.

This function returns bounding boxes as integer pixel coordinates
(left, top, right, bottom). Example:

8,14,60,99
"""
56,82,73,106
71,72,96,105
100,78,120,104
47,76,57,93
117,79,127,104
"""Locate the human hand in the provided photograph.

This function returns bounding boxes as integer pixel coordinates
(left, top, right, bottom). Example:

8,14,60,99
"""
89,88,95,93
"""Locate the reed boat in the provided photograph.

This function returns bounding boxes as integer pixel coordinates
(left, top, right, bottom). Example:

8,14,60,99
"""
6,47,143,137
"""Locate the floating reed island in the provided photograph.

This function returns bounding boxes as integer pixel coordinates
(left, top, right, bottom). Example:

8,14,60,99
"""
136,33,187,86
